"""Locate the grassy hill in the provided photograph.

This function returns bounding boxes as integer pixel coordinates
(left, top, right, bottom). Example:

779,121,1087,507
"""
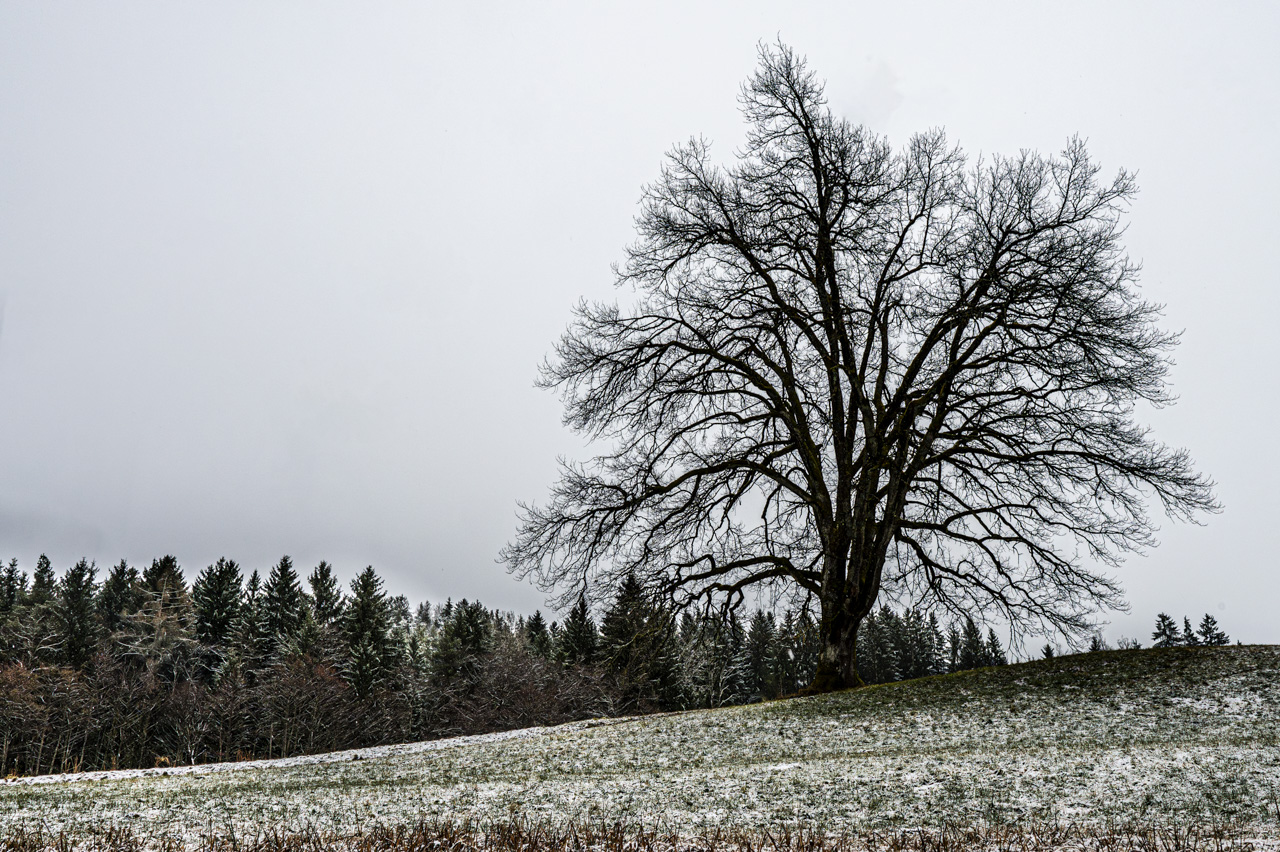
3,645,1278,843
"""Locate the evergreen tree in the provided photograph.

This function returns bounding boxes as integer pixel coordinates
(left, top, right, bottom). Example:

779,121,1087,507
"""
98,559,141,632
308,561,344,626
599,574,681,709
30,554,56,605
143,555,187,599
0,559,23,614
262,555,306,642
141,555,189,629
431,598,490,683
856,610,886,684
744,610,778,699
58,558,99,668
986,629,1008,666
1088,633,1110,653
946,624,962,673
958,618,988,670
1197,613,1229,646
1041,643,1056,659
235,569,271,678
192,558,243,646
927,613,948,675
525,610,551,657
1181,616,1201,647
556,592,598,666
1152,612,1181,647
343,566,395,698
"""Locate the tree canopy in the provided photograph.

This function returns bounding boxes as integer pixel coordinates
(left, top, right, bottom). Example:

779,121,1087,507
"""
504,44,1216,690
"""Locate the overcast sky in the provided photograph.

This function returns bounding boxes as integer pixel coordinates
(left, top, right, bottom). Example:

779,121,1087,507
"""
1,2,1276,645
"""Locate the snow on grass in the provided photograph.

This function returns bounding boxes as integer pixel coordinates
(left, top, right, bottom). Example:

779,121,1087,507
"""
3,646,1278,842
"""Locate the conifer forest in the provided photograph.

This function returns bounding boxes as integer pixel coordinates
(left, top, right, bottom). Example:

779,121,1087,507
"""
0,554,1232,778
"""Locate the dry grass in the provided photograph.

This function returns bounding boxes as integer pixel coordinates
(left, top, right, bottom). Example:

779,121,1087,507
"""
1,817,1273,852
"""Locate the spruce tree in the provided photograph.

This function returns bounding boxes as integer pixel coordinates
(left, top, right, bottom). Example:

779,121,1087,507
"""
927,613,948,675
744,610,778,699
1197,613,1229,646
143,555,187,599
343,566,394,698
308,561,344,626
431,598,490,683
856,609,894,684
986,629,1008,666
235,569,272,678
192,558,243,646
0,559,23,614
98,559,141,632
1042,643,1056,659
30,554,56,605
599,574,682,709
141,555,189,631
525,610,551,657
58,558,99,668
556,592,598,666
262,555,306,642
1181,616,1201,647
958,617,988,670
1151,613,1181,647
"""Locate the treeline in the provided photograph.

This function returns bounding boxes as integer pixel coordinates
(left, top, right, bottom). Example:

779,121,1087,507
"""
1,555,1015,777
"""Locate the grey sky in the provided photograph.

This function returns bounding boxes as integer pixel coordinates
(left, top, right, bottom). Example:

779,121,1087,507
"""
1,2,1276,644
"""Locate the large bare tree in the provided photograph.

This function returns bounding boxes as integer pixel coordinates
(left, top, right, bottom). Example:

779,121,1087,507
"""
502,44,1217,691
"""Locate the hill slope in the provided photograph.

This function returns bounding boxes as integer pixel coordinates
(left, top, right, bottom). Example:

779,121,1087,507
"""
3,646,1278,839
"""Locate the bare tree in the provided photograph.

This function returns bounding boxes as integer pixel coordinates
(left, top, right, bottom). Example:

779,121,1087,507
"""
503,44,1217,691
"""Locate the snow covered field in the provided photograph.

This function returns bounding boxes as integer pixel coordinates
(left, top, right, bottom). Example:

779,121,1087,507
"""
3,646,1277,842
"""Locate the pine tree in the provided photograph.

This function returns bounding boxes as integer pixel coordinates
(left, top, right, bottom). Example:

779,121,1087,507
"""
946,624,962,673
30,554,56,605
927,614,948,675
235,569,271,678
263,555,306,642
143,555,187,600
140,555,189,632
1042,643,1056,659
958,618,988,670
1181,616,1201,647
856,609,895,684
1151,613,1181,648
525,610,551,657
0,559,23,614
98,559,141,632
1088,633,1110,653
343,566,394,698
744,610,778,700
431,598,490,683
58,558,99,668
192,558,243,646
556,592,598,666
308,561,344,626
986,629,1008,666
599,574,682,709
1197,613,1229,646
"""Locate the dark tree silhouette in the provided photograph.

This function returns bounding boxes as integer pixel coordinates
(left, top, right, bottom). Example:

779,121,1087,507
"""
192,558,243,646
57,558,98,669
1152,612,1181,648
1197,613,1229,646
503,43,1217,690
308,561,344,626
556,593,598,667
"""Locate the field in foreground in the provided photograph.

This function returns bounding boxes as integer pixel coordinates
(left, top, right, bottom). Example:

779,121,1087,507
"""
2,646,1278,846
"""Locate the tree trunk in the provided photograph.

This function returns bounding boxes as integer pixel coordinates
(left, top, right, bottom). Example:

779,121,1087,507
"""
804,604,863,693
803,544,879,694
